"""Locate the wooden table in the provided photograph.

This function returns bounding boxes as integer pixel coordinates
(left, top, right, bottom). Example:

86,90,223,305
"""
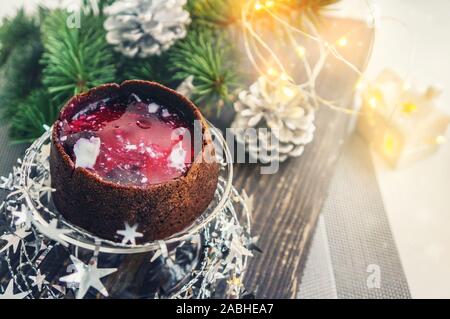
234,18,374,298
0,18,373,299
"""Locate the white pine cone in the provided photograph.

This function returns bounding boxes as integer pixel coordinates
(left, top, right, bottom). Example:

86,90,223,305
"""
232,76,316,162
104,0,190,58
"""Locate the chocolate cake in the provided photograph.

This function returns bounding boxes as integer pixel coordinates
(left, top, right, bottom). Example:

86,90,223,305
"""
50,80,219,242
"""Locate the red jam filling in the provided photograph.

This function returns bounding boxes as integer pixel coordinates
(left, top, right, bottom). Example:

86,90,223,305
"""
58,95,194,186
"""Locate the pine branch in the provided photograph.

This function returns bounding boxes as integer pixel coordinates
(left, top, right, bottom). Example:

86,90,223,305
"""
0,9,44,119
117,54,171,85
0,41,44,119
9,89,59,144
0,9,41,67
187,0,241,28
295,0,341,25
169,30,238,113
41,10,116,104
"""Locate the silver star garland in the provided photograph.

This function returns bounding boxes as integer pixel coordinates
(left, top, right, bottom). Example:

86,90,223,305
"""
0,280,30,299
0,228,32,254
34,219,74,247
29,269,49,292
116,222,143,245
60,255,117,299
0,130,254,299
11,204,33,230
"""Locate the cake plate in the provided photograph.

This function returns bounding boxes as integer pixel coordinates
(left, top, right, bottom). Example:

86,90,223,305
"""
0,126,254,299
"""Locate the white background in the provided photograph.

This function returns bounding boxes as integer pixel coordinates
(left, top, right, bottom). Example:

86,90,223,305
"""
1,0,449,298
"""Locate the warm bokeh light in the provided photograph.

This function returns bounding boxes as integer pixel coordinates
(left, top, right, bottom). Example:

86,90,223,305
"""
280,72,290,81
369,97,377,108
265,0,275,8
383,134,396,155
401,102,418,114
267,67,278,77
296,45,306,58
240,0,365,118
337,36,348,47
283,87,295,97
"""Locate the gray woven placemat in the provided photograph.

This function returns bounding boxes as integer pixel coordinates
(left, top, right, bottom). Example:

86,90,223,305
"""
297,215,338,299
0,125,26,176
0,125,26,204
298,134,411,299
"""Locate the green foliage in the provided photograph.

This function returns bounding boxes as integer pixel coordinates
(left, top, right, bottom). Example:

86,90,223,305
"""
9,89,59,144
0,40,44,119
0,9,44,119
169,30,238,113
295,0,341,25
117,54,170,85
187,0,240,28
41,10,116,104
0,9,41,67
0,0,339,144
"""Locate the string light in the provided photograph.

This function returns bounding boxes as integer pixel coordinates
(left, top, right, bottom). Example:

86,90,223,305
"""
255,0,275,11
240,0,369,116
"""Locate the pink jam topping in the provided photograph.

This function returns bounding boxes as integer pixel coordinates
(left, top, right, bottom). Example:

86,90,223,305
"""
58,95,194,186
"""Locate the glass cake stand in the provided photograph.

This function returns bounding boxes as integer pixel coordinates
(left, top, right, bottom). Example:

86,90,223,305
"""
1,125,253,299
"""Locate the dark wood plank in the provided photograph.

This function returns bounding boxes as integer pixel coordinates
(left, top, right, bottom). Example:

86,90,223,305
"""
236,18,374,298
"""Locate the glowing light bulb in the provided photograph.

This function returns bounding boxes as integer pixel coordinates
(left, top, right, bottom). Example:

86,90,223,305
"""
267,67,278,77
383,134,395,155
337,36,348,47
436,135,446,145
369,97,377,108
401,102,417,114
296,46,306,58
283,87,295,97
280,73,290,81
